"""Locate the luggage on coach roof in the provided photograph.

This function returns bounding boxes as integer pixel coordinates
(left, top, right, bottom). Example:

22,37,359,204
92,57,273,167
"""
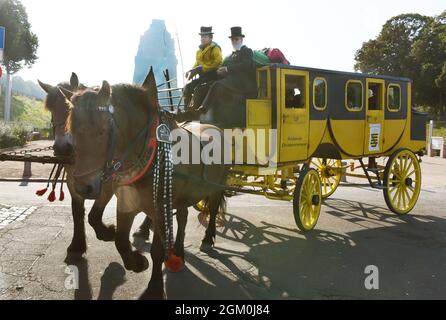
262,48,290,65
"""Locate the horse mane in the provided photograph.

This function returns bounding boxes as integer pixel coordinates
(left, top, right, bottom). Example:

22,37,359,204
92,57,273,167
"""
66,84,156,133
110,84,154,114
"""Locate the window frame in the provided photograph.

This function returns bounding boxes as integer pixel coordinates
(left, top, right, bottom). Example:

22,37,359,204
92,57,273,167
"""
313,77,327,111
257,68,271,99
345,80,364,112
387,83,402,112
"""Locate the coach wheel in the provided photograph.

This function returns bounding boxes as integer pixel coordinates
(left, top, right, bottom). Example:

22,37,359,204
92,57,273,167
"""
196,200,227,228
293,168,322,232
310,158,342,199
194,200,206,213
383,149,421,215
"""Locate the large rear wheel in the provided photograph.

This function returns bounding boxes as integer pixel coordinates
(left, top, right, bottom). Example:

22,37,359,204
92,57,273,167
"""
293,168,322,232
383,149,421,215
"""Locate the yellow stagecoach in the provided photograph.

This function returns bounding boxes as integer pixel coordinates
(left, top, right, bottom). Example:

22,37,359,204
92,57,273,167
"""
195,64,427,232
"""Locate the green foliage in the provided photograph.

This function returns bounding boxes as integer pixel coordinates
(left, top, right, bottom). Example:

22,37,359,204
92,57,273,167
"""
0,0,39,74
433,121,446,140
354,11,446,119
0,94,50,130
0,121,29,148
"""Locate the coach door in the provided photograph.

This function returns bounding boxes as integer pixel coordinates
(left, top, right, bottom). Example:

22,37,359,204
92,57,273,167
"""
364,78,385,155
279,69,310,162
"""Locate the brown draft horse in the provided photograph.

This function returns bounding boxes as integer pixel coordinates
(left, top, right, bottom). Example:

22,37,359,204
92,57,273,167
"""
37,74,151,261
63,70,228,299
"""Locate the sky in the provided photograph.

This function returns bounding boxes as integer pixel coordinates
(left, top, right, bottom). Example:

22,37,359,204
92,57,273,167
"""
13,0,446,88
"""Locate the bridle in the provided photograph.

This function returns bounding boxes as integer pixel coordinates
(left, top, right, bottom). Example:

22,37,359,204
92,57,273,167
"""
72,104,159,184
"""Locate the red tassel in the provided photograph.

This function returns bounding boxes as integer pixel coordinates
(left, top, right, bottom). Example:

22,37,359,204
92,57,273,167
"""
47,190,56,203
59,191,65,202
165,253,184,273
36,188,48,197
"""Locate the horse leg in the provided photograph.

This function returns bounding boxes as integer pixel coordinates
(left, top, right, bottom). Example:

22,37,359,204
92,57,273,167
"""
115,210,149,273
174,207,189,263
140,231,166,300
66,196,87,259
88,186,115,242
200,191,224,252
132,216,152,240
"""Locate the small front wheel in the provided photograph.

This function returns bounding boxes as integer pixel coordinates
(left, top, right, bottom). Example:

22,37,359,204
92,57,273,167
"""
383,149,421,215
310,158,342,199
293,168,322,232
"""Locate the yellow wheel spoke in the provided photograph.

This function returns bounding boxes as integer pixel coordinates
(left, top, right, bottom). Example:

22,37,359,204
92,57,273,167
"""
389,186,398,195
406,168,416,177
404,159,413,177
401,187,407,209
391,186,399,203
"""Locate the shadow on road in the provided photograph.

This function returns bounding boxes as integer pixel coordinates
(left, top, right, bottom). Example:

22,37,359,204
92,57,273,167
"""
166,198,446,299
67,198,446,299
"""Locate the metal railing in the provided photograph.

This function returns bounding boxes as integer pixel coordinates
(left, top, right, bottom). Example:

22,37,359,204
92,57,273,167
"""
157,69,185,113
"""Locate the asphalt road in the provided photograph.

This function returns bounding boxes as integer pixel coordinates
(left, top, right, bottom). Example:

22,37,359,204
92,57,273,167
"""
0,155,445,300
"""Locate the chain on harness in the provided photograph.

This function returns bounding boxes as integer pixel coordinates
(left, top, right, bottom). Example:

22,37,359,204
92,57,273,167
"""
153,114,183,272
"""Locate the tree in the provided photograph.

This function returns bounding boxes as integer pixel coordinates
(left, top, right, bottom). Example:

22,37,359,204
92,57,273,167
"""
354,12,446,119
0,0,39,75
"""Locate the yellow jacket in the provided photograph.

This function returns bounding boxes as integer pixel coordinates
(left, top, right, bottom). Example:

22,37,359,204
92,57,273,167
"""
193,42,222,73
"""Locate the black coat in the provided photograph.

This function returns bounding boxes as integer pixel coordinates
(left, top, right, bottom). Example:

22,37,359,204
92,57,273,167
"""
219,45,257,97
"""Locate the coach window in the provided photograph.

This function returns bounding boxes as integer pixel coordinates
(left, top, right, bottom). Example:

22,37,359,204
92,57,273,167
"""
387,84,401,112
313,77,327,110
285,75,305,109
345,80,363,111
368,83,383,110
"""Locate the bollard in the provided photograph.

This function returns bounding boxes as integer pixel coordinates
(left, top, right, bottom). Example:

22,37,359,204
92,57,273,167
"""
341,161,347,183
427,120,434,157
23,161,32,178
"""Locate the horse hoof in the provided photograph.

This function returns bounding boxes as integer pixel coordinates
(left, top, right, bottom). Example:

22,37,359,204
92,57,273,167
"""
200,242,214,253
139,289,166,300
125,252,149,273
133,229,150,241
97,225,116,242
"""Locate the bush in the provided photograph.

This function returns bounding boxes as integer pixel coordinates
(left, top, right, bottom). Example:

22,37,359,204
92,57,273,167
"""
0,122,31,149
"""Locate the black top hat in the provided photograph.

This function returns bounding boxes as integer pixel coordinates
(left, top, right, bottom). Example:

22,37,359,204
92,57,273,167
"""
199,26,214,36
229,27,245,38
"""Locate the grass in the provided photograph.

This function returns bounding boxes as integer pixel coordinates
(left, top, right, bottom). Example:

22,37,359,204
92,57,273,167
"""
0,94,52,148
0,94,51,130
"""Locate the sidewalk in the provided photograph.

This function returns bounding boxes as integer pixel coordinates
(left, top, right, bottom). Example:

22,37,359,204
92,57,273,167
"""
0,140,55,179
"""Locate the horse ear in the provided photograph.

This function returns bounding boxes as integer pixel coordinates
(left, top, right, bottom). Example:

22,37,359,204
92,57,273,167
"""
70,72,79,88
143,67,158,102
98,81,111,106
38,80,54,94
58,87,74,100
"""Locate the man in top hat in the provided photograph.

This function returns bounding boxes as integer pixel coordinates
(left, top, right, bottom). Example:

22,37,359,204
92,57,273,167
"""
197,27,257,115
183,26,222,110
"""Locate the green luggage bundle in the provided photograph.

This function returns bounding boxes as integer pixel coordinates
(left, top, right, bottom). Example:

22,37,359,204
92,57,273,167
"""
253,50,271,67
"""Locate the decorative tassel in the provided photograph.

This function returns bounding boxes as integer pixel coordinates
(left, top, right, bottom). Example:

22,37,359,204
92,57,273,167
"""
165,250,184,273
36,188,48,196
36,163,57,197
47,190,56,202
59,168,66,201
